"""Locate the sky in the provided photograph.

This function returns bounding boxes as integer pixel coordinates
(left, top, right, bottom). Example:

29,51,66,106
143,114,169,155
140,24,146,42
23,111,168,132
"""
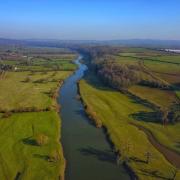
0,0,180,40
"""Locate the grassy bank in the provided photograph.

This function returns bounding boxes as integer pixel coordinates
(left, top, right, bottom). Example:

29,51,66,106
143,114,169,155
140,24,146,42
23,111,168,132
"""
79,74,180,180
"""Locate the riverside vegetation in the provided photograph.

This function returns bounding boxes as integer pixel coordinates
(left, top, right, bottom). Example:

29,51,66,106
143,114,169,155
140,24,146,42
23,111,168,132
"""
0,46,77,180
79,46,180,179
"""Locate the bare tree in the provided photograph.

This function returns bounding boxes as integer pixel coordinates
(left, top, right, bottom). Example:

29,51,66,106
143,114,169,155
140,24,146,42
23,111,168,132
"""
160,108,169,126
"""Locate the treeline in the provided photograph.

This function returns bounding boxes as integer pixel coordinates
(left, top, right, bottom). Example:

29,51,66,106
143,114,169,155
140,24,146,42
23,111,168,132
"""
98,63,140,90
0,64,13,71
79,46,166,90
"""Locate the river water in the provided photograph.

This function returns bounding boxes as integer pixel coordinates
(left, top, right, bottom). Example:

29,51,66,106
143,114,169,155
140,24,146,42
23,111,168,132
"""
59,55,130,180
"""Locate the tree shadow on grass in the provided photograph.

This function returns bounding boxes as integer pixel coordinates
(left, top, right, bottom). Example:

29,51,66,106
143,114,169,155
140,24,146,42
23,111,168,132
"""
83,73,116,92
33,154,49,161
126,92,158,110
175,142,180,149
140,168,172,180
84,73,158,110
172,83,180,90
130,156,146,164
79,146,116,164
22,137,37,146
130,111,161,124
15,172,21,180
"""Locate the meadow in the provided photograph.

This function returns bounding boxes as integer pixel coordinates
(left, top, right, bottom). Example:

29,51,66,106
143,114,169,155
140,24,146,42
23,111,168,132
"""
79,47,180,179
0,111,65,180
116,48,180,109
0,71,71,111
79,74,180,180
0,48,76,180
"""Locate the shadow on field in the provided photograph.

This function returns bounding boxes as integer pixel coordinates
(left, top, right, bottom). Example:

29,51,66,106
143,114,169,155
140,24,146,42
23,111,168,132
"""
127,93,157,110
79,146,116,164
131,111,161,123
33,154,49,161
140,168,171,180
176,142,180,149
84,73,115,92
172,82,180,90
130,156,146,163
22,137,37,146
84,74,157,110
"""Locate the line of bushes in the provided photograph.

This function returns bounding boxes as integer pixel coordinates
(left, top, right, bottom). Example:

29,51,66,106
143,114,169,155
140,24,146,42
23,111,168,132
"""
0,107,52,114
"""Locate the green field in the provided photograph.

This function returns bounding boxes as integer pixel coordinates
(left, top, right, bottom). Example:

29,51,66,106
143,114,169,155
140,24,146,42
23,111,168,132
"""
79,46,180,179
79,74,180,180
115,49,180,109
0,71,71,111
0,49,76,179
144,60,180,75
0,53,77,72
129,85,178,108
0,111,65,180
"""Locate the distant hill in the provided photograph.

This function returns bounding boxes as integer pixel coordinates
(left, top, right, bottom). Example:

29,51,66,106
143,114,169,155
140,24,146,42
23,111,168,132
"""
0,38,180,49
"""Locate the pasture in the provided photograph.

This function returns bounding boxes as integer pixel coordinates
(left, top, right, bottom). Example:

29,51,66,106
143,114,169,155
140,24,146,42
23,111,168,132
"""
0,49,76,179
0,71,71,111
79,74,180,180
0,111,65,180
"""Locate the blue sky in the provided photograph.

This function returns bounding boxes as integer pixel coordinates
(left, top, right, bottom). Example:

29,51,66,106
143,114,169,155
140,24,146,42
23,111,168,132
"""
0,0,180,40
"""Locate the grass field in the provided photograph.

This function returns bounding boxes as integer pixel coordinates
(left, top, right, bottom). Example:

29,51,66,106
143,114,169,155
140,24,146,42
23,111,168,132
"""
134,120,180,154
0,111,65,180
129,85,178,108
144,61,180,75
0,53,77,72
0,71,71,111
115,49,180,110
79,74,180,180
150,55,180,64
0,49,76,179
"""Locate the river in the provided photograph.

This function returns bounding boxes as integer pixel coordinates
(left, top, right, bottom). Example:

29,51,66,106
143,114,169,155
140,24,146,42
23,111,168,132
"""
59,55,130,180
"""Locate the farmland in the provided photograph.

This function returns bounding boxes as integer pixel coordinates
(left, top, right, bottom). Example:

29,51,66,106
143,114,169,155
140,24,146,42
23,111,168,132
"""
79,74,179,180
0,47,76,180
0,111,64,180
0,71,71,111
79,47,180,179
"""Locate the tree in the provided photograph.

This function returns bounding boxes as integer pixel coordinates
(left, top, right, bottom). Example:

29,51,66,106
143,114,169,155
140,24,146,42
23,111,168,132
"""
144,151,153,164
160,108,169,126
35,133,49,146
172,168,178,180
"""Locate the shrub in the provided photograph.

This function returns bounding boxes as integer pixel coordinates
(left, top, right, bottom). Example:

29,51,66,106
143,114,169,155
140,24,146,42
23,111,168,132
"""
35,133,49,146
2,111,12,118
169,105,180,123
56,104,61,112
49,88,56,98
86,106,102,128
48,149,60,162
51,72,57,77
34,78,47,83
76,95,81,100
24,76,31,82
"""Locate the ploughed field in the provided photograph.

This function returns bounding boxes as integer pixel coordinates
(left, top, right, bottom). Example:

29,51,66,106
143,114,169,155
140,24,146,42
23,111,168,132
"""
79,47,180,179
0,47,77,180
